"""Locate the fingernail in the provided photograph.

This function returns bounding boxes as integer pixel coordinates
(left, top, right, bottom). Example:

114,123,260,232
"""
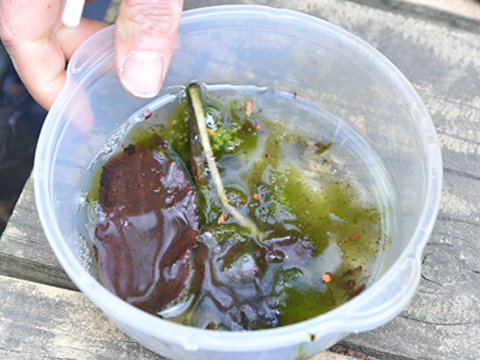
120,52,164,98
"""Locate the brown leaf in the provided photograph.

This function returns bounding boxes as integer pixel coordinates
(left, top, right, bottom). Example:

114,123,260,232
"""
95,137,198,315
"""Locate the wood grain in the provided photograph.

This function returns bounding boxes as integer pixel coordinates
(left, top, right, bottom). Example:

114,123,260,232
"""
0,176,75,290
401,0,480,20
0,274,162,360
0,273,357,359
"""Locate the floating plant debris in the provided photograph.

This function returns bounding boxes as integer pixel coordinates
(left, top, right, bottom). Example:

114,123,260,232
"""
94,135,198,314
315,141,333,155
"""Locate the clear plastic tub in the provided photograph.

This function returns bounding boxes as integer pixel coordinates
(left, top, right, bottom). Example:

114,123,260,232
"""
34,5,442,360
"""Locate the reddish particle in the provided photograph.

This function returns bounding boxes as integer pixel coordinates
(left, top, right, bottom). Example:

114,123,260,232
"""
217,213,228,225
245,99,253,116
255,124,262,130
253,193,261,200
142,108,152,119
349,233,361,241
239,197,247,204
322,272,332,283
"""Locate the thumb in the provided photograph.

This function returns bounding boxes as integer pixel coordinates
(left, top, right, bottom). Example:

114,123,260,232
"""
115,0,183,98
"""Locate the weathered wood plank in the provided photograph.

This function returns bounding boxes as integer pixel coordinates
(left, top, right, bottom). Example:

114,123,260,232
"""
401,0,480,21
347,0,480,35
0,176,75,290
0,274,162,360
3,0,480,359
0,274,354,360
342,169,480,359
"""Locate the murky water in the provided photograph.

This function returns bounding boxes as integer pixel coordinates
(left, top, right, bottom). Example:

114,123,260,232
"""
73,84,399,330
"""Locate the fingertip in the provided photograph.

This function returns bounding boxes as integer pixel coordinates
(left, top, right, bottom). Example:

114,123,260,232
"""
119,51,165,98
114,0,183,98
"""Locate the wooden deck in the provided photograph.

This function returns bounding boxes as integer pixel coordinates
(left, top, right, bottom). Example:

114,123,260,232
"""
2,0,480,359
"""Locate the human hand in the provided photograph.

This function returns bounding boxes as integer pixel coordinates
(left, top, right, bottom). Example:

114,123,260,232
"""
0,0,183,110
115,0,183,98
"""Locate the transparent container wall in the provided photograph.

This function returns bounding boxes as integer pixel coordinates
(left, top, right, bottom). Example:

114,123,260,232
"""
108,312,348,360
51,22,425,265
36,7,440,360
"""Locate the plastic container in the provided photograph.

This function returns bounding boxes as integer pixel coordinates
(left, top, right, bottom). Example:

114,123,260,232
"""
34,5,442,360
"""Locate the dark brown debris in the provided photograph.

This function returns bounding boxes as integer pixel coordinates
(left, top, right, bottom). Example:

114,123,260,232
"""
95,139,198,315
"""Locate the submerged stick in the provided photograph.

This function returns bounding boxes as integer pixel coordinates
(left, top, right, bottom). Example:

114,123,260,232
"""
188,84,259,236
188,95,207,186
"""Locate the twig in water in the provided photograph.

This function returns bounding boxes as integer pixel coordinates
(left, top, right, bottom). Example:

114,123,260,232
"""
188,84,259,236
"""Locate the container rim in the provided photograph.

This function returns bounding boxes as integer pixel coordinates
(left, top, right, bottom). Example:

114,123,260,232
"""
34,4,443,352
